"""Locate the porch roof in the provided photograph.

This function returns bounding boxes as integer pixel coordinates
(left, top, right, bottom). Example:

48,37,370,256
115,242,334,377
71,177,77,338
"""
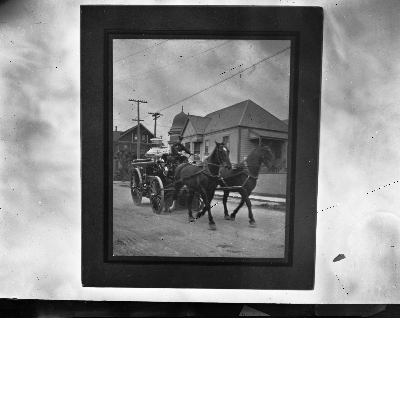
249,129,288,140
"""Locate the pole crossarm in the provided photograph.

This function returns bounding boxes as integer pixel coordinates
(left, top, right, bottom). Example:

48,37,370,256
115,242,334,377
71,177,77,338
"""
129,99,148,103
148,112,162,138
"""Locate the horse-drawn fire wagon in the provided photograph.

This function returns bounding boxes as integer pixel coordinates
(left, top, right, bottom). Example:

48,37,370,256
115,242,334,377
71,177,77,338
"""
130,139,274,229
130,140,203,214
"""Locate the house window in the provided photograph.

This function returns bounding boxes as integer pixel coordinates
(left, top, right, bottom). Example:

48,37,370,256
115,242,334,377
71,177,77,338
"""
184,142,190,151
222,135,229,148
205,139,210,154
193,142,201,161
134,134,137,140
141,134,146,142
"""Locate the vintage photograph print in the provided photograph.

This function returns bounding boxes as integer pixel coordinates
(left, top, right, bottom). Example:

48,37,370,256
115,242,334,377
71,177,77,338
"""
112,37,292,260
82,6,322,289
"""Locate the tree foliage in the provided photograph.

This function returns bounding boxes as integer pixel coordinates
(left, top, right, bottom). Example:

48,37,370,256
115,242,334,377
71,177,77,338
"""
114,148,135,182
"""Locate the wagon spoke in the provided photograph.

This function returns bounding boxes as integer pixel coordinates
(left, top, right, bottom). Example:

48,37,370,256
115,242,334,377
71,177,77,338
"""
131,169,142,206
150,176,164,214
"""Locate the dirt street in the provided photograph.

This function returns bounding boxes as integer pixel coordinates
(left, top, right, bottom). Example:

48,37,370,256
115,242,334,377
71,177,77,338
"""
113,182,286,258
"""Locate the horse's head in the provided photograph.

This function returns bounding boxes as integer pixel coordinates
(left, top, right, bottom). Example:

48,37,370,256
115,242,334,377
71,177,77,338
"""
214,141,232,170
259,146,275,171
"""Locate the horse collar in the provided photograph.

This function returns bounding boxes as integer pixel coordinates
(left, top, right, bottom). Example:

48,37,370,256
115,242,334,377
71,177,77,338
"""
243,160,258,179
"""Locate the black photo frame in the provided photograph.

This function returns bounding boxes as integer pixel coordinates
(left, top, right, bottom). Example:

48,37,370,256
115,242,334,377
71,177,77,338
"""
81,6,323,290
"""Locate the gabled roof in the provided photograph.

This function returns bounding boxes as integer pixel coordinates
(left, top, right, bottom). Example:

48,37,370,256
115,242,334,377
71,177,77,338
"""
113,131,124,141
204,99,288,133
186,115,211,135
180,99,288,137
114,123,154,142
203,101,247,133
238,100,288,132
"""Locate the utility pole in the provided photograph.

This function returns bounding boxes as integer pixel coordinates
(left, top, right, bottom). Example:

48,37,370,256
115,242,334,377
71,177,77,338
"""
129,98,147,159
148,112,162,138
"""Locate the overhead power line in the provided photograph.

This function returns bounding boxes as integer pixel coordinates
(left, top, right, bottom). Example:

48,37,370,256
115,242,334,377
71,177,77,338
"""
119,122,132,132
157,46,290,113
114,102,154,132
114,40,234,84
113,40,170,63
114,46,290,132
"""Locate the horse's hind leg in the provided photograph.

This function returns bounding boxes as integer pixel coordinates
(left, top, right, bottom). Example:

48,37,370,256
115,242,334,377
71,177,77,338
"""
243,195,256,225
195,186,215,230
230,198,245,221
187,189,195,222
223,190,230,220
230,189,247,221
195,187,209,219
206,205,216,230
205,188,217,230
168,182,183,212
164,191,173,212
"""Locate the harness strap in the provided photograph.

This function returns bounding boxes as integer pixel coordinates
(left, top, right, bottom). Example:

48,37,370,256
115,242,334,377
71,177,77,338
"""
175,163,207,183
201,161,221,178
180,169,203,180
217,161,258,191
218,175,251,191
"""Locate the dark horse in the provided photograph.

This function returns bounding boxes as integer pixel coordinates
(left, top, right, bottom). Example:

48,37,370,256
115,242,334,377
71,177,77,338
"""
169,142,232,230
219,146,275,226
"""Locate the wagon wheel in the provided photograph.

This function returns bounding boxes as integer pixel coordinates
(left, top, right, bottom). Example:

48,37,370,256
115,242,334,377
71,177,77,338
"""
150,176,164,214
130,168,142,206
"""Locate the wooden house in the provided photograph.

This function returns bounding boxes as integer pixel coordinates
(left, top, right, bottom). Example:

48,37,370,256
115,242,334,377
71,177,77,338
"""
113,123,154,177
169,100,289,196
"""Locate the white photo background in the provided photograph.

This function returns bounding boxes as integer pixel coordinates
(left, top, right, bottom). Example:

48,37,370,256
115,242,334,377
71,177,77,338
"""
1,0,400,302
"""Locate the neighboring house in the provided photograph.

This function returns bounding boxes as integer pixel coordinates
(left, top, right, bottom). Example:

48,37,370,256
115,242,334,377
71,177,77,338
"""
167,99,289,196
113,126,124,142
113,123,154,177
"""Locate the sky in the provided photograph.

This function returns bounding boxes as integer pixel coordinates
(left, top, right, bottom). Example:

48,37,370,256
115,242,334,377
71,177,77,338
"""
113,39,291,138
1,0,400,304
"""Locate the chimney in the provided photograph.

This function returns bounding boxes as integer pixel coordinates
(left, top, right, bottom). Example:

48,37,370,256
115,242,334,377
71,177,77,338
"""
115,126,117,131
